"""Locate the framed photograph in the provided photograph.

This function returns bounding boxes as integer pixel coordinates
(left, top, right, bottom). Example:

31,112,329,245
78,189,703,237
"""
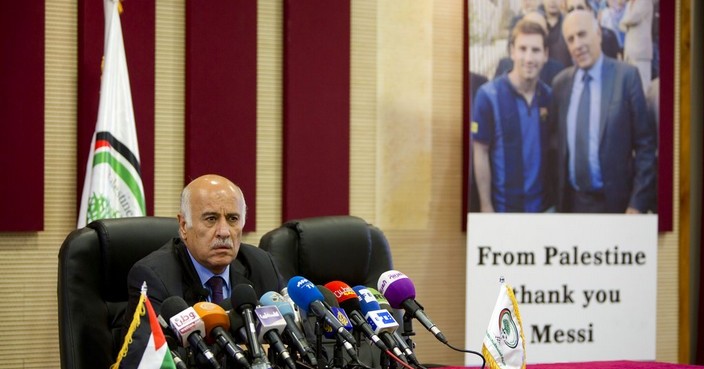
463,0,673,231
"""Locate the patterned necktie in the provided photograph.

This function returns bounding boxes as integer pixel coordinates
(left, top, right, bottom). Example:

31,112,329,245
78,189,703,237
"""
206,276,225,304
575,72,592,191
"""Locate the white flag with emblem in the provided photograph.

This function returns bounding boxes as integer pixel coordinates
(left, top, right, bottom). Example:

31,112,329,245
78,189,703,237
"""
78,0,145,228
482,282,526,369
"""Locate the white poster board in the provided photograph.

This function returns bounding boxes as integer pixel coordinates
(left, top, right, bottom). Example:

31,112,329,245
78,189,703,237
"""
465,214,657,364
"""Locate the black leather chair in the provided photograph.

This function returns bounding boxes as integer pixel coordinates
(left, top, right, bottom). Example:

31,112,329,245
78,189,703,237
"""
58,217,179,369
258,215,393,288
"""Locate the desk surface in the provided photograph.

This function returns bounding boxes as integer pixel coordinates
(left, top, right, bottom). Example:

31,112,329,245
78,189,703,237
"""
449,361,704,369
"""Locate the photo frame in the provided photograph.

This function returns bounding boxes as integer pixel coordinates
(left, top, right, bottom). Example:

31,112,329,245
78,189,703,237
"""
462,0,674,231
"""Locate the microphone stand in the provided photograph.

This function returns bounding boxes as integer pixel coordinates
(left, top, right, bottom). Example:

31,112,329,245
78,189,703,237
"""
402,312,417,354
314,317,326,369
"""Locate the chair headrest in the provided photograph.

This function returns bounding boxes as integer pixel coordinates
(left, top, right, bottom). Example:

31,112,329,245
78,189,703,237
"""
288,216,373,286
88,216,179,301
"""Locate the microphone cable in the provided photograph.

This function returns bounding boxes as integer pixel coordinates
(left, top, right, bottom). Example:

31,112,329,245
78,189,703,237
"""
384,349,416,369
443,341,485,369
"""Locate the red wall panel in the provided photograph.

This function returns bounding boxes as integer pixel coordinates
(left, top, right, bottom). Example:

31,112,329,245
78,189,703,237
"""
283,0,351,222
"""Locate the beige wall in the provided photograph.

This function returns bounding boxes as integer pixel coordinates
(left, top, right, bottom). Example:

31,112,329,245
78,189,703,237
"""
0,0,686,367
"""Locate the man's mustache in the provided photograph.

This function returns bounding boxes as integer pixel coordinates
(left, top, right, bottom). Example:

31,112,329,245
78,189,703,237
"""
211,238,234,249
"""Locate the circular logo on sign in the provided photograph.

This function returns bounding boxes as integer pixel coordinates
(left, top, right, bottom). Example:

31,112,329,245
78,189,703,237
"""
499,308,519,349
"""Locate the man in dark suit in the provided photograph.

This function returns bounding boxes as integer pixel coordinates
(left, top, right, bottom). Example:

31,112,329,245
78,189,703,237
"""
550,10,657,213
125,174,284,321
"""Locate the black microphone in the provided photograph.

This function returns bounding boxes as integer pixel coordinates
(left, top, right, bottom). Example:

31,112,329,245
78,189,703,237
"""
161,296,221,369
378,270,447,344
231,284,273,369
260,291,318,366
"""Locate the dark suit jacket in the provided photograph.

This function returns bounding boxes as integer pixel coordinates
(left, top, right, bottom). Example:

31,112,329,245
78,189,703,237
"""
125,237,284,321
549,56,657,213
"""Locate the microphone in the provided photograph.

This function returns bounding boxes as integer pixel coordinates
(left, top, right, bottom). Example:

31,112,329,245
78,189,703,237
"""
361,287,422,367
155,313,189,369
279,287,304,329
316,285,354,339
254,304,297,369
231,284,272,369
325,281,389,351
170,349,188,369
161,296,221,369
352,286,407,363
193,302,251,369
260,291,318,366
378,270,447,344
287,276,359,360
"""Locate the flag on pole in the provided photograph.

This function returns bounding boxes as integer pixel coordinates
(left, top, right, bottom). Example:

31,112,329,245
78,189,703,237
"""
112,282,177,369
78,0,145,228
482,282,526,369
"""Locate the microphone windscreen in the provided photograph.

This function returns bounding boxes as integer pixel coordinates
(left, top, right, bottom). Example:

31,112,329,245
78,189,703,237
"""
260,291,295,316
378,270,416,309
338,299,362,316
324,281,358,305
287,276,324,313
316,285,340,308
228,310,245,330
353,285,383,314
231,284,259,311
161,296,190,321
193,302,230,336
365,287,394,312
218,299,233,311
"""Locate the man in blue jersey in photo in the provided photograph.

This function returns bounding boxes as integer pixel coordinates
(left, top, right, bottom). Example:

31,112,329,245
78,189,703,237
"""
471,18,554,212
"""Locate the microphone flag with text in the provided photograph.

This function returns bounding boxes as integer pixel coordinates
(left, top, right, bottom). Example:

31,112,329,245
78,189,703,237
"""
260,291,318,366
378,270,448,344
160,296,221,369
112,282,177,369
361,286,422,367
483,281,526,369
354,285,420,366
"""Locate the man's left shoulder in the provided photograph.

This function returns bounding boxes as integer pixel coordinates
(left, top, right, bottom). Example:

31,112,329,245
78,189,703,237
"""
604,57,639,76
239,243,272,259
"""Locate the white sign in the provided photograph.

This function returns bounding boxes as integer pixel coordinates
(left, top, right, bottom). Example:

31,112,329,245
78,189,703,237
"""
465,214,657,364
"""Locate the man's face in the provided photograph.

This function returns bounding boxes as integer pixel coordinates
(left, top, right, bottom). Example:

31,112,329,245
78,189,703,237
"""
522,0,540,12
562,10,602,69
179,183,244,274
566,0,589,13
543,0,561,15
510,33,548,82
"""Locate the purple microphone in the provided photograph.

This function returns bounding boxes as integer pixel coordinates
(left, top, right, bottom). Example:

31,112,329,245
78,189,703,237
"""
377,270,447,344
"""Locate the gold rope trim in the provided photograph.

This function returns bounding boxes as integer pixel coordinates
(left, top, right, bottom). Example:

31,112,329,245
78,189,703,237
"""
506,284,527,369
110,292,147,369
482,344,501,369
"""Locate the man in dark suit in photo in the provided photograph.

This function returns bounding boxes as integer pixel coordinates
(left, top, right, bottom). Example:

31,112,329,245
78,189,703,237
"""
124,174,284,320
549,10,657,213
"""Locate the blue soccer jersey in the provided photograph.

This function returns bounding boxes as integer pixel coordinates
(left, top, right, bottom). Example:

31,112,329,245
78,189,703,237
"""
471,75,552,212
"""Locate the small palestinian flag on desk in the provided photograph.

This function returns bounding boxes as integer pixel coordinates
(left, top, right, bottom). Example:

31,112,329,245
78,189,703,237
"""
112,282,176,369
482,282,526,369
